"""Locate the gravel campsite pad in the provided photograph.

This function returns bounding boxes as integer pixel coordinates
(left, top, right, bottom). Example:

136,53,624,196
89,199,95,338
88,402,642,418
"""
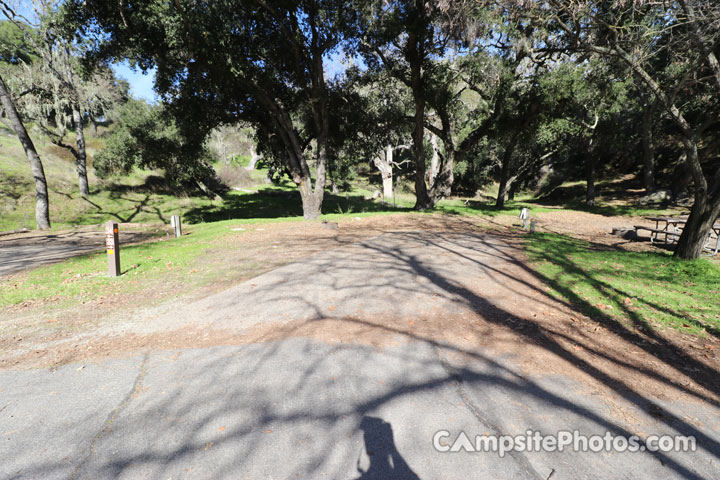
1,213,718,479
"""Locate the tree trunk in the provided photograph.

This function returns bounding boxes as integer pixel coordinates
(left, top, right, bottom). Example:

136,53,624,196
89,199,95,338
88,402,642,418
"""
0,74,51,230
586,156,596,207
300,43,330,221
585,135,597,207
428,132,440,186
674,142,720,259
382,175,393,200
427,147,454,207
496,131,520,209
496,164,509,209
508,181,517,201
266,97,325,219
641,102,656,193
426,110,455,207
675,198,720,259
407,27,431,210
72,105,90,196
247,145,260,170
298,177,322,219
373,145,394,200
585,155,595,207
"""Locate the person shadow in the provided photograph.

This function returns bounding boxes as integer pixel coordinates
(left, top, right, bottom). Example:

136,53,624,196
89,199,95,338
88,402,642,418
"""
355,416,421,480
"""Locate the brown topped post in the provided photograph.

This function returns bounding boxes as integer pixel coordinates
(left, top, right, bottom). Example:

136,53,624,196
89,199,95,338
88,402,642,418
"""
105,221,120,277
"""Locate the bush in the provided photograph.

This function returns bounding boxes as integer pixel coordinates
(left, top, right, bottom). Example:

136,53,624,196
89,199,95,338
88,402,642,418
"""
217,164,254,188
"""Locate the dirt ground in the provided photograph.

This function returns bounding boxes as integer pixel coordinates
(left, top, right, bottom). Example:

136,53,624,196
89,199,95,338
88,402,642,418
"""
1,210,718,410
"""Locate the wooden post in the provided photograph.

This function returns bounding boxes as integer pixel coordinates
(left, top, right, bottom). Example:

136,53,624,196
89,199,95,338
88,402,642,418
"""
105,221,120,277
171,215,182,238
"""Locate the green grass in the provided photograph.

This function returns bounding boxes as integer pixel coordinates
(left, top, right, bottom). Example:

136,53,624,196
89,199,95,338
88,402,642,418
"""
0,216,295,308
1,221,219,308
435,198,556,217
525,233,720,337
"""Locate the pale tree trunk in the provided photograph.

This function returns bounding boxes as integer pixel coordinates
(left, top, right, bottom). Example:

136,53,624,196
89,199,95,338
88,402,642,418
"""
246,145,260,170
382,175,393,200
0,74,51,229
641,101,656,193
373,145,394,200
72,105,90,196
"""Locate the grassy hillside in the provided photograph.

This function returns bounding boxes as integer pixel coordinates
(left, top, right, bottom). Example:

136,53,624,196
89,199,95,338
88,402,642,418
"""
0,123,530,231
1,119,682,233
0,125,226,231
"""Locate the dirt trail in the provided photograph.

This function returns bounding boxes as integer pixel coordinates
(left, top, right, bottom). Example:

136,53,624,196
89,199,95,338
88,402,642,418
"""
0,224,163,276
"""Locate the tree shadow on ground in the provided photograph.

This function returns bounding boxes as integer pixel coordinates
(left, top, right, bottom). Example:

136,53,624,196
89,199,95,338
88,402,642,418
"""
533,176,684,217
524,232,720,339
184,187,409,223
105,175,179,196
12,223,719,479
82,194,153,223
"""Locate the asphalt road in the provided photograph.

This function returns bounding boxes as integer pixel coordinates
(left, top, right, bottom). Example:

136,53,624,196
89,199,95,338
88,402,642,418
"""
1,339,718,479
1,231,718,479
0,229,157,277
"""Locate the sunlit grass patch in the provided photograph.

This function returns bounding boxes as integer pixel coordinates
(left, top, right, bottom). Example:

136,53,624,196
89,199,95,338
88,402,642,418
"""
525,233,720,337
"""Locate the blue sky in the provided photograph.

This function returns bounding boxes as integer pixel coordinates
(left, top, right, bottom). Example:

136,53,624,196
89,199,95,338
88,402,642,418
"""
1,4,155,102
112,62,158,103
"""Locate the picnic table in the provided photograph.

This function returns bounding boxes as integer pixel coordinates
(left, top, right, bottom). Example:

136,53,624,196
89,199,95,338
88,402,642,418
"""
635,216,720,255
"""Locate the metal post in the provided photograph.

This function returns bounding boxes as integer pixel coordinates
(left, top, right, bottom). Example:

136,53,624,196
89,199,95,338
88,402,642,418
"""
520,207,530,230
171,215,182,238
105,221,120,277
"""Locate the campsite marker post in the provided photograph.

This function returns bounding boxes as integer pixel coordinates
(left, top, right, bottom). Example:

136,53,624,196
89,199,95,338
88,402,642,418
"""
105,221,120,277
